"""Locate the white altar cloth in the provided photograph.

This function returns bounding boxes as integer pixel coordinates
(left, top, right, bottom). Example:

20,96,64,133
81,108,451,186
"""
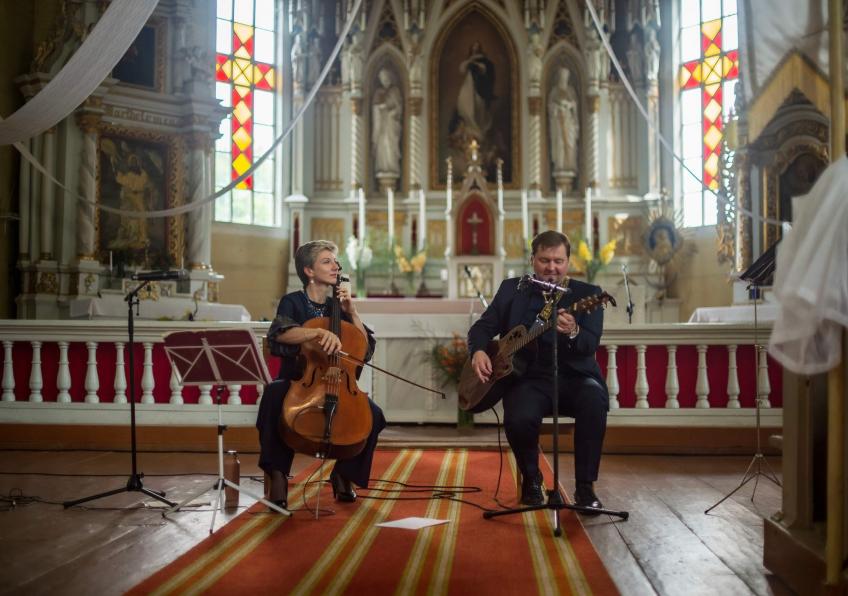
70,295,251,321
688,303,778,324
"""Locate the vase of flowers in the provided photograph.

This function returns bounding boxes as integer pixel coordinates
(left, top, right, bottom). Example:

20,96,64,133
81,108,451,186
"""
394,245,427,296
571,238,617,283
345,236,373,296
430,333,474,429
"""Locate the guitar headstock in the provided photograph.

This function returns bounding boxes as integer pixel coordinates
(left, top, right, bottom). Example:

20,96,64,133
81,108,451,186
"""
573,291,617,314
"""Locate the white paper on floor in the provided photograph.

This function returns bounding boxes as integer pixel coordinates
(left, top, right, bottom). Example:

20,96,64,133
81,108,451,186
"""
375,517,450,530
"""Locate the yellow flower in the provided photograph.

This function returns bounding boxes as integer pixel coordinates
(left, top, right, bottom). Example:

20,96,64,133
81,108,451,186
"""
600,239,617,265
577,240,592,263
398,256,412,273
394,245,405,259
410,251,427,273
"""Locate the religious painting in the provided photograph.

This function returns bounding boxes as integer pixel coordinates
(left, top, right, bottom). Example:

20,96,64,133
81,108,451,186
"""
112,20,165,92
98,132,174,271
310,218,346,251
643,217,682,266
504,219,525,259
431,7,518,188
608,214,644,256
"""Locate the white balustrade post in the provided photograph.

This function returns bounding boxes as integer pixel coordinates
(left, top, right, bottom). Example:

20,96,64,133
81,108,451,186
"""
141,342,155,404
605,345,619,409
56,341,71,403
84,341,100,403
198,385,213,405
634,345,649,408
695,344,710,408
2,341,14,401
757,345,771,408
169,365,184,404
29,341,43,402
113,342,127,404
726,345,740,408
227,384,242,405
664,345,679,408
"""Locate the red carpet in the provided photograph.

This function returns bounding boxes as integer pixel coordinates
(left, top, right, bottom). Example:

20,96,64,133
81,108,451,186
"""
129,450,618,595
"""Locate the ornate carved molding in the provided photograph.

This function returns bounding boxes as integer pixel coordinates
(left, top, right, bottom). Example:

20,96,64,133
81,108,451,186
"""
408,96,423,116
528,96,542,115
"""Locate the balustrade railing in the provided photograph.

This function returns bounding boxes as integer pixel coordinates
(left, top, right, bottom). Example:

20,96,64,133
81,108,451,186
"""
0,319,782,427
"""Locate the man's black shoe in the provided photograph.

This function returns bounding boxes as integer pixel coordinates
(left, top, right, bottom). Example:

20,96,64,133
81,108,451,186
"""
520,471,545,506
573,482,603,515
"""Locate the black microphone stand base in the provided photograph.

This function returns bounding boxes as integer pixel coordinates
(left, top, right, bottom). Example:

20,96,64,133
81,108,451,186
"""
63,474,175,509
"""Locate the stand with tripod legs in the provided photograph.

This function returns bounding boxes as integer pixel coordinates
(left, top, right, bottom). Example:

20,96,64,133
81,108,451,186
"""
63,280,176,509
160,329,289,532
483,277,628,535
705,282,781,514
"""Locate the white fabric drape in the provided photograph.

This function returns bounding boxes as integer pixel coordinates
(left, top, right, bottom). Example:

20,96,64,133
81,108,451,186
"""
769,157,848,375
0,0,159,146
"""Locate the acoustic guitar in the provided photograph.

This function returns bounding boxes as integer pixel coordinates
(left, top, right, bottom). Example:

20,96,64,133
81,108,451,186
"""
457,291,615,413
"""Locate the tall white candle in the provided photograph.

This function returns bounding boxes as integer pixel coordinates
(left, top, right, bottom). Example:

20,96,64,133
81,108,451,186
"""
109,251,113,273
445,158,453,214
418,189,426,251
521,190,529,240
585,187,593,248
358,187,366,241
387,187,395,245
556,189,563,233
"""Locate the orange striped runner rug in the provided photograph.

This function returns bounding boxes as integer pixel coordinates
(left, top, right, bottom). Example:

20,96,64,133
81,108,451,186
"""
129,449,618,595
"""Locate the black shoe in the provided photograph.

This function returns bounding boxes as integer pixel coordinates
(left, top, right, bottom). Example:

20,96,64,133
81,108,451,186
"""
520,471,545,506
267,470,288,510
330,470,356,502
573,482,603,515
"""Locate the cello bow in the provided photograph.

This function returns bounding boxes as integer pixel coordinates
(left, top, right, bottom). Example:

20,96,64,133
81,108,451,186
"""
338,351,446,399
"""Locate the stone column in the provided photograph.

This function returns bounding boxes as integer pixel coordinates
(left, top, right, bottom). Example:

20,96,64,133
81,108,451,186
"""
75,113,100,260
528,96,542,195
587,95,600,188
38,128,56,261
349,97,363,194
186,132,213,270
408,97,423,190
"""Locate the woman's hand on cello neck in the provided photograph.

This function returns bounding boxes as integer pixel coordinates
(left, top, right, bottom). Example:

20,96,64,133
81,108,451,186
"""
336,283,356,315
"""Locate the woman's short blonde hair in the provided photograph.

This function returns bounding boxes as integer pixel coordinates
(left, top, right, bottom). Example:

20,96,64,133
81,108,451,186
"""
294,240,338,287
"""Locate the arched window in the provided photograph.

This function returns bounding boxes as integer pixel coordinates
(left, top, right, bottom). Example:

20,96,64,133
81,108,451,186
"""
214,0,280,226
677,0,739,227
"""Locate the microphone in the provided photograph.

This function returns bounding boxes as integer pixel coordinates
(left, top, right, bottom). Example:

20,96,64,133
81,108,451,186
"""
518,275,571,295
131,270,188,282
621,264,634,324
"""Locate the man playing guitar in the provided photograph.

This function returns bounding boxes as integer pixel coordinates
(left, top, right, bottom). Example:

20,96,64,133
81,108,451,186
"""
468,230,609,511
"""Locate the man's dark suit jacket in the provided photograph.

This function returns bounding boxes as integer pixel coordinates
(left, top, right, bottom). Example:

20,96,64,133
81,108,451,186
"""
467,276,607,390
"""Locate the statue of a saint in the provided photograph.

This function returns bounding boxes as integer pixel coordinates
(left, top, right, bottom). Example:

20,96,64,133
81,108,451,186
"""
371,68,403,177
644,27,660,83
626,29,644,84
548,67,579,173
290,32,305,88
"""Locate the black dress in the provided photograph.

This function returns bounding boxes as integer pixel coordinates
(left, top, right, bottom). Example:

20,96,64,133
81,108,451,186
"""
256,290,386,488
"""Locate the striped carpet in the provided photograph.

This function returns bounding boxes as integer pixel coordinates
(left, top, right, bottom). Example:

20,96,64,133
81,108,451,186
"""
129,449,618,595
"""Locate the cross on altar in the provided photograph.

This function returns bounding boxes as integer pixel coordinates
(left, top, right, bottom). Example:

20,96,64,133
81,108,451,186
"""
215,22,276,190
467,211,484,255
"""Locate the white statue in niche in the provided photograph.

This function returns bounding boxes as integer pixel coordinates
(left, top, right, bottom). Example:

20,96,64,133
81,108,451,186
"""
291,31,305,88
548,66,580,173
626,29,644,83
371,68,403,177
644,26,661,83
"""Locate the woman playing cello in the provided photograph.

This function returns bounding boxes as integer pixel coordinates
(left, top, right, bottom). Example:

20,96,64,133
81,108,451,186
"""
256,240,386,509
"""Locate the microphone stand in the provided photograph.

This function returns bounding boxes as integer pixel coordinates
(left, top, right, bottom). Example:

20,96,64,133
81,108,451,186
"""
63,280,176,509
464,266,489,309
622,264,635,324
484,276,628,534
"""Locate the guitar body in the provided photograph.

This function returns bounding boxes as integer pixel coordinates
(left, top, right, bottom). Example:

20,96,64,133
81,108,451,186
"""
458,325,533,413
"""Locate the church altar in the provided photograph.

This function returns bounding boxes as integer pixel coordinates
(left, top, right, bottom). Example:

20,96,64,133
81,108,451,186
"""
69,293,250,322
688,303,779,324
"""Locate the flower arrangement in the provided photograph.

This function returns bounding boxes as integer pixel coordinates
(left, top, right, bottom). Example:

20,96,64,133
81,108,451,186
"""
344,236,373,292
429,333,474,428
393,245,427,294
571,238,617,283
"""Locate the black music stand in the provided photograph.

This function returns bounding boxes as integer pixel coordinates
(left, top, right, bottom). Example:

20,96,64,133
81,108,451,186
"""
705,244,781,513
484,278,629,535
63,280,176,510
160,329,289,532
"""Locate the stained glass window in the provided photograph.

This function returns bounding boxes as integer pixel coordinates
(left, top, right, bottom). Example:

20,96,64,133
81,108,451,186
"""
215,0,279,226
677,0,739,227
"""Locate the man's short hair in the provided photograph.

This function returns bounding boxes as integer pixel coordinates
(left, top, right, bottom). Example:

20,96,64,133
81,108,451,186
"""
294,240,338,287
531,230,571,259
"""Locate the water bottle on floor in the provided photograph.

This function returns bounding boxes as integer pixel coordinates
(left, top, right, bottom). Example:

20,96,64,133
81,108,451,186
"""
224,450,240,509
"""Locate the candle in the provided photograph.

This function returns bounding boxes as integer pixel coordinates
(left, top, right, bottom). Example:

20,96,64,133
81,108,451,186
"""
585,187,592,248
358,187,366,241
109,251,113,273
496,160,504,216
445,157,453,214
418,189,426,251
387,187,395,246
521,190,529,241
556,189,563,233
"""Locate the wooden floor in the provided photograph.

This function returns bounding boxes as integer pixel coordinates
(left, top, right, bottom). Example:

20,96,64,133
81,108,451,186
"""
0,429,793,596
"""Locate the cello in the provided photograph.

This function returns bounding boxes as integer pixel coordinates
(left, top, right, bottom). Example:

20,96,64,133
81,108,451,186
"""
279,275,372,460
